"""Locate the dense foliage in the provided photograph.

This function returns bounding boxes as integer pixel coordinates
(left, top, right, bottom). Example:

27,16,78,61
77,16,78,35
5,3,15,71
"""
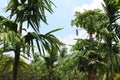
0,0,120,80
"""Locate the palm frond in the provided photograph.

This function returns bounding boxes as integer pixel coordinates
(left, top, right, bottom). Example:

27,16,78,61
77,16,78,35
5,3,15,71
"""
45,28,63,35
6,0,55,32
23,29,64,56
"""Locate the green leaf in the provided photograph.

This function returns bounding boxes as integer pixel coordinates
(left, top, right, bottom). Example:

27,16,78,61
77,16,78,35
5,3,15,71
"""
46,28,63,35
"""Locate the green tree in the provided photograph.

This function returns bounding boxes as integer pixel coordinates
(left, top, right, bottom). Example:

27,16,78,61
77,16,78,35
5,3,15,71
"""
0,0,64,80
71,9,108,80
102,0,120,79
71,2,120,78
71,9,108,39
0,55,29,80
71,39,107,80
59,47,67,58
26,47,64,80
5,0,54,79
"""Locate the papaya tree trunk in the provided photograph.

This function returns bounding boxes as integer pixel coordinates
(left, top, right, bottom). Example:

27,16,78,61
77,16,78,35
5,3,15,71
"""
87,69,96,80
89,31,94,39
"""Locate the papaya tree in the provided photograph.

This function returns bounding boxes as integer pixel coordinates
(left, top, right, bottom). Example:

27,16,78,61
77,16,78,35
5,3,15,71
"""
71,1,120,79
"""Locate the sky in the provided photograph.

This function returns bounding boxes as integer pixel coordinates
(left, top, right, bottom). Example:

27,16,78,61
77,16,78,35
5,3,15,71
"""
40,0,104,47
0,0,104,49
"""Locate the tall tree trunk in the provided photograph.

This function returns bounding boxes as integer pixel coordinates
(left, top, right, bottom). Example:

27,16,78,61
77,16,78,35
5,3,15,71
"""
109,42,114,80
13,21,22,80
89,31,94,39
13,48,20,80
87,69,96,80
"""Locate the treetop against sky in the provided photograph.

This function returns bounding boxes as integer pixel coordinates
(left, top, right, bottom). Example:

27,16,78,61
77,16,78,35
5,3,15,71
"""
0,0,103,46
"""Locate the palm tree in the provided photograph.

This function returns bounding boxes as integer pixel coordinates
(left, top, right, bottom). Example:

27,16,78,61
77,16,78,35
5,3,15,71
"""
0,18,63,80
5,0,54,79
0,0,64,80
102,0,120,79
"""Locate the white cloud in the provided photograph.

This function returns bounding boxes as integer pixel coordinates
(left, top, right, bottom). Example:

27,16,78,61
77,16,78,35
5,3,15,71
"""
73,0,104,12
61,29,88,51
61,29,88,45
59,0,75,4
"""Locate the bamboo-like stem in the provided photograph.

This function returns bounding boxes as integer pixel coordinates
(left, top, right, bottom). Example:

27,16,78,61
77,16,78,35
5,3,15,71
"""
13,21,23,80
